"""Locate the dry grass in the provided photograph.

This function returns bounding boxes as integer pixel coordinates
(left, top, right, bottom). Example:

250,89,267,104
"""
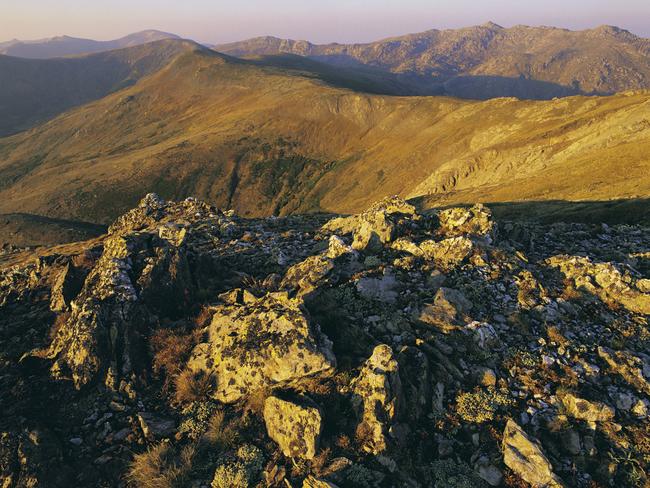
151,327,203,394
243,388,270,417
203,410,239,450
127,442,197,488
173,369,216,405
49,312,70,342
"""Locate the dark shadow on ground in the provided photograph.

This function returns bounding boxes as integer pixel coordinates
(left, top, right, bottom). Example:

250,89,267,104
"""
0,213,107,248
410,198,650,225
246,53,607,100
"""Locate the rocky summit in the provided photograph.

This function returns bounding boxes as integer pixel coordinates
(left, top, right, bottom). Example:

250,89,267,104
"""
1,194,649,487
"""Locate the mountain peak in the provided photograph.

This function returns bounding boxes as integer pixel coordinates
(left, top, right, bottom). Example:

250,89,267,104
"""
481,21,503,29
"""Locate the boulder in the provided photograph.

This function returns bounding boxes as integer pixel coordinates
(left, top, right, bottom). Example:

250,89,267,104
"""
502,419,564,488
281,255,335,297
559,393,615,422
436,204,496,241
351,345,403,454
264,395,323,459
416,287,472,332
186,293,336,403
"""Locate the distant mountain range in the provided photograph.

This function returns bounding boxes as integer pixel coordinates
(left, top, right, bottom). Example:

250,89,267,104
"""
0,30,179,58
0,39,648,227
215,23,650,99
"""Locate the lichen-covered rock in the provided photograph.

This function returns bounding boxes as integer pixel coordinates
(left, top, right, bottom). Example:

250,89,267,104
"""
419,237,474,270
351,345,403,455
502,420,564,488
322,196,418,252
281,255,335,297
559,393,615,422
436,204,496,241
263,394,323,459
187,293,336,403
598,346,650,396
303,476,340,488
548,255,650,314
47,228,192,389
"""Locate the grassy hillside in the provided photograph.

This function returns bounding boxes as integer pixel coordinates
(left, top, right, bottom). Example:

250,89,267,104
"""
0,39,202,136
0,46,648,225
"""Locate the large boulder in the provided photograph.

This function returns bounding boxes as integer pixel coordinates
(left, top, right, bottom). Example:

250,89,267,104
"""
186,293,336,403
281,255,335,297
350,345,403,454
263,394,323,459
322,196,419,252
502,420,564,488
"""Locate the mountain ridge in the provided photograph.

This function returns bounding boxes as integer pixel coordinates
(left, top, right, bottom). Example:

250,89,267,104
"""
214,23,650,99
0,39,207,136
0,29,181,59
0,45,648,225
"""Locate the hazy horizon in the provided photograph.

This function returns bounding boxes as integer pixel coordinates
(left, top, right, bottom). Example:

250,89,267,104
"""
2,0,650,44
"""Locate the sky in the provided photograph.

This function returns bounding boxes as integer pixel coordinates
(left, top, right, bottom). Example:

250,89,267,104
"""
1,0,649,44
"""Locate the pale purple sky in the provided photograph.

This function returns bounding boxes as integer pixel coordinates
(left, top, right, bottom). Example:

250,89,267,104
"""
2,0,649,43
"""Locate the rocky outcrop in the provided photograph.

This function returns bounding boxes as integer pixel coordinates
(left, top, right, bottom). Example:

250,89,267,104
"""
548,255,650,314
263,394,323,459
350,345,403,455
2,195,649,487
186,293,336,403
45,196,204,389
322,196,419,252
502,420,565,488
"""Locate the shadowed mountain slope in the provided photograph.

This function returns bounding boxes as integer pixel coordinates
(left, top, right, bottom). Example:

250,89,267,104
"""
0,39,205,136
215,23,650,99
0,30,180,59
0,45,648,225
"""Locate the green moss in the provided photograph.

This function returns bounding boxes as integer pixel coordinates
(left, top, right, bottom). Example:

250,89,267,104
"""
425,459,486,488
455,388,514,424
